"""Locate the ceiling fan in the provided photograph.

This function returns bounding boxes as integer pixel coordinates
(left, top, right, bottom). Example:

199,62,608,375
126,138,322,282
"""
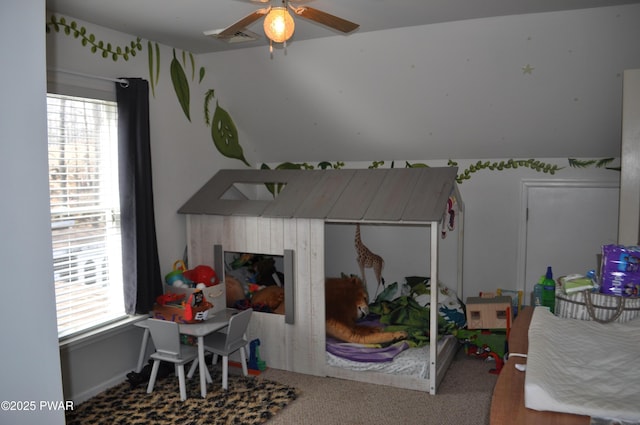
207,0,359,50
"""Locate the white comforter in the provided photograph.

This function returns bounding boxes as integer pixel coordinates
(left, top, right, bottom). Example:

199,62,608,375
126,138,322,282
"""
525,307,640,422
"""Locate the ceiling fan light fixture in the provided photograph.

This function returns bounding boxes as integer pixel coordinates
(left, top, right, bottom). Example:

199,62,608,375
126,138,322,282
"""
263,6,295,43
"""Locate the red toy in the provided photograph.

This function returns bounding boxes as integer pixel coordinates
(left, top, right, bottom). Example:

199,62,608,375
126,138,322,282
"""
465,343,504,375
183,265,219,287
156,292,185,306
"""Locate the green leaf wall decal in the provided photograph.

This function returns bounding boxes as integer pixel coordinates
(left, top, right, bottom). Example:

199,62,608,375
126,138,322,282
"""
204,89,215,126
170,49,191,121
211,102,249,166
147,41,155,97
189,52,195,81
155,43,160,86
147,42,161,97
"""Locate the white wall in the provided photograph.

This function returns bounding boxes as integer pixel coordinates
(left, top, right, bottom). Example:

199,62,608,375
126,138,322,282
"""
325,223,459,299
0,2,65,424
326,224,433,282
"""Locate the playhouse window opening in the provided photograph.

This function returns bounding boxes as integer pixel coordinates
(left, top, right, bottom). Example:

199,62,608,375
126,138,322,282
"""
224,251,286,315
221,182,287,201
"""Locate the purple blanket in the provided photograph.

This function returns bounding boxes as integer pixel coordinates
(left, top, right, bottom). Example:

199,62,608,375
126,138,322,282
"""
326,337,409,363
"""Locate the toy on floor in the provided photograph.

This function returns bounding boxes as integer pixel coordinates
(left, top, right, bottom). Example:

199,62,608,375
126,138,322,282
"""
126,360,173,388
249,339,267,371
464,343,504,375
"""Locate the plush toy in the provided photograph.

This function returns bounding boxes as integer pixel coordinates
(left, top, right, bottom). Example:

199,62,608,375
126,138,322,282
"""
253,257,284,286
183,265,219,287
251,286,285,314
325,276,408,344
226,276,247,307
225,275,285,314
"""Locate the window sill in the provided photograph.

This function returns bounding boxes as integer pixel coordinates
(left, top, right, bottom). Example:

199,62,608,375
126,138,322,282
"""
59,314,149,351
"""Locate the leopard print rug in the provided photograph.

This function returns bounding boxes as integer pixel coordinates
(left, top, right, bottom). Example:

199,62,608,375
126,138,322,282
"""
65,367,298,425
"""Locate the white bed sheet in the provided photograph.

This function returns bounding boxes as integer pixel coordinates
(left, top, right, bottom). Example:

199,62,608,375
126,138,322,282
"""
525,307,640,422
326,336,452,379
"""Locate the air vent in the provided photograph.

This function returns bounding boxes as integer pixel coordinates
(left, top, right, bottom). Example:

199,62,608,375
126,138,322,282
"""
203,29,261,43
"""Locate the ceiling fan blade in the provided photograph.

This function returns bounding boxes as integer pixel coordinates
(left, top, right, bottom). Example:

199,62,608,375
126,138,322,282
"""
291,6,359,33
216,7,270,38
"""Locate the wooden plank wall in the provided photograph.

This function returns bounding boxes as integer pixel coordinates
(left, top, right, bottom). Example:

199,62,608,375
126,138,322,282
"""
186,214,326,376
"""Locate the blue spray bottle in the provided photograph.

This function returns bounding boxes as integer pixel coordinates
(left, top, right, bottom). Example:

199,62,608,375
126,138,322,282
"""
541,266,555,313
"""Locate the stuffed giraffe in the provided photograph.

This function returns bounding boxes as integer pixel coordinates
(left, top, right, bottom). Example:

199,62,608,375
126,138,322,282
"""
355,223,385,297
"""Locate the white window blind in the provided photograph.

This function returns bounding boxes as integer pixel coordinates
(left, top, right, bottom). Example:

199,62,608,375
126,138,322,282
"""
47,93,125,338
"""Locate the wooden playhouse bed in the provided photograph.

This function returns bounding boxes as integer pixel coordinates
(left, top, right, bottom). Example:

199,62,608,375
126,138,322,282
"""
179,167,464,394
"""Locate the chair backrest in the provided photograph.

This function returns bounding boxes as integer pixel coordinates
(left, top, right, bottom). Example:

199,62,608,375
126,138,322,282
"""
224,308,253,350
146,319,182,358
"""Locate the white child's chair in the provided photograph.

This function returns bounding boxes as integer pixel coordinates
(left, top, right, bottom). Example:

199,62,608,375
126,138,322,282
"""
196,308,253,390
145,319,210,401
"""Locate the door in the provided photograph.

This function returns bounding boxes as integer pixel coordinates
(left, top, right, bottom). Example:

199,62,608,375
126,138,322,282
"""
520,180,619,300
619,69,640,245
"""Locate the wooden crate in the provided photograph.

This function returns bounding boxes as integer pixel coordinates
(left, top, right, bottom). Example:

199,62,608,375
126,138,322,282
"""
466,296,512,329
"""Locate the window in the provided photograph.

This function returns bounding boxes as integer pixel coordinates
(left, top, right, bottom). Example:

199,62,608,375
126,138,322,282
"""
47,93,125,338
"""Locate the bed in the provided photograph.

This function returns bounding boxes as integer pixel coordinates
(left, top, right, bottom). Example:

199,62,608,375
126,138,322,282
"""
180,167,464,395
325,279,466,393
491,306,640,425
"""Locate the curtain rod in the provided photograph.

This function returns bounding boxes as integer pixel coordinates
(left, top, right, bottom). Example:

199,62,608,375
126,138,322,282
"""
48,68,129,86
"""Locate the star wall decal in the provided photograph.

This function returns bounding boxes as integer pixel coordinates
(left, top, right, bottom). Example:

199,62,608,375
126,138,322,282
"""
522,64,534,74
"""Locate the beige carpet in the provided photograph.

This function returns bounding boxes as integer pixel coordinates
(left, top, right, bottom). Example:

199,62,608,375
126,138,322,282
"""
260,348,498,425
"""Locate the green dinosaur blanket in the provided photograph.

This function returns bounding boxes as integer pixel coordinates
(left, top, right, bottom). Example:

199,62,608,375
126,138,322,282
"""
368,280,466,347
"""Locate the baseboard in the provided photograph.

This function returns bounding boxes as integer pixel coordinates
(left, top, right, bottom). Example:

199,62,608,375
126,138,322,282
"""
73,361,264,403
71,372,128,404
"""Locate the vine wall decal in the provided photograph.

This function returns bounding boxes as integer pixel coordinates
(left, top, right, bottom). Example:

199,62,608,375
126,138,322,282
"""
263,157,618,187
46,15,142,61
449,159,563,183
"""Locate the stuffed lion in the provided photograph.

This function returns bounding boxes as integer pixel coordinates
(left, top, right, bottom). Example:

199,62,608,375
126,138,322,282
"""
325,276,408,344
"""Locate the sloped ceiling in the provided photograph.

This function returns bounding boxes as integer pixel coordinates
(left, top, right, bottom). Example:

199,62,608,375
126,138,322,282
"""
46,0,640,54
45,1,640,163
193,5,640,164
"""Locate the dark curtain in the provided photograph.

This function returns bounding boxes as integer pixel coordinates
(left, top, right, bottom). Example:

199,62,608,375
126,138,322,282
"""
116,78,162,314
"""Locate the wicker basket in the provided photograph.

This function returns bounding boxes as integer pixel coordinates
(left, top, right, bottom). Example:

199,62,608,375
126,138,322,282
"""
555,288,640,324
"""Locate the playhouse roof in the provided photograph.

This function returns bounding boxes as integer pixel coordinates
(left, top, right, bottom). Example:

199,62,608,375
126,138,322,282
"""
178,167,461,223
